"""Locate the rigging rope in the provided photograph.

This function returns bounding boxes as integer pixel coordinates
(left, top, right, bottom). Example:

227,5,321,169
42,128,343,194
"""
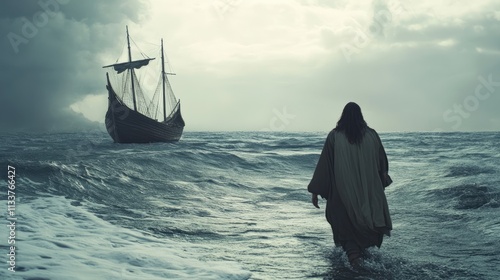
130,36,151,60
115,37,127,64
107,37,180,121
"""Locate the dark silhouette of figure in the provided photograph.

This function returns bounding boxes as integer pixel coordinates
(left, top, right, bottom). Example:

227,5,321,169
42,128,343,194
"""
308,102,392,267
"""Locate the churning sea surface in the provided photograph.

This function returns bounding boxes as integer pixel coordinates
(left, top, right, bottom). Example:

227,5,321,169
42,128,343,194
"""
0,131,499,280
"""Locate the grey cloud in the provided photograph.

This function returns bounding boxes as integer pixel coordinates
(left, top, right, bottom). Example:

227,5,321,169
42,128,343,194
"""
0,0,147,132
1,0,498,133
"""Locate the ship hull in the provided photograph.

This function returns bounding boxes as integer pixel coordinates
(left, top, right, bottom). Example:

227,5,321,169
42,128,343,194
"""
105,77,184,143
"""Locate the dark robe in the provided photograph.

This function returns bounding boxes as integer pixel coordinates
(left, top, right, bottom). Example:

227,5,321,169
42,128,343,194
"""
308,128,392,248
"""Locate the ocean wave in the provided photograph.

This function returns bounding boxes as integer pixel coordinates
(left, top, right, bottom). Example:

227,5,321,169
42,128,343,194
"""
428,183,500,210
2,131,500,279
445,164,497,178
0,196,251,280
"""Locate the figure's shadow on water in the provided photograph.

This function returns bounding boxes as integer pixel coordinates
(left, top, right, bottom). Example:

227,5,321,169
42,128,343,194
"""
319,248,484,280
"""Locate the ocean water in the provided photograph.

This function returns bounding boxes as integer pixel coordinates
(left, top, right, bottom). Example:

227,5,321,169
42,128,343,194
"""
0,131,499,280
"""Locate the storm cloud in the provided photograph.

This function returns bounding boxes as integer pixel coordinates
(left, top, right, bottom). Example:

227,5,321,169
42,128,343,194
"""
0,0,147,132
1,0,499,132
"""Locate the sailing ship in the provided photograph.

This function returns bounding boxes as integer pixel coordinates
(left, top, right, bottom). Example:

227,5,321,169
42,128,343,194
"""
103,27,185,143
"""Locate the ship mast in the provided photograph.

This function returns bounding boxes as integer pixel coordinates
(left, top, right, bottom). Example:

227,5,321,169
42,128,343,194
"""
161,39,167,122
126,26,138,111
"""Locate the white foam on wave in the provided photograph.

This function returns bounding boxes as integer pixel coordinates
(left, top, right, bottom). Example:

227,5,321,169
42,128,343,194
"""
0,196,251,280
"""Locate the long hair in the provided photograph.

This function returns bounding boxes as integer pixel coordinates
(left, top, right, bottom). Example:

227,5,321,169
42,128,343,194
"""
334,102,368,145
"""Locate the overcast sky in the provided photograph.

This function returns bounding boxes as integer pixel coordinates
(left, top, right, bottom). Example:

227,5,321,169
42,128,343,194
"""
1,0,499,132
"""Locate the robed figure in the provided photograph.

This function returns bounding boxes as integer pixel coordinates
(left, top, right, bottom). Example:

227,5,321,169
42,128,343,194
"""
308,102,392,266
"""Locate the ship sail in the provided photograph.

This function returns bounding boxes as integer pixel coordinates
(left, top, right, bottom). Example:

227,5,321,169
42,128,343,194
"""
103,26,185,143
103,58,155,74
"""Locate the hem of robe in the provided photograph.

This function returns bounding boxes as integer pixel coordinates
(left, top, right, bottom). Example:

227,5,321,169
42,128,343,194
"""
326,184,391,249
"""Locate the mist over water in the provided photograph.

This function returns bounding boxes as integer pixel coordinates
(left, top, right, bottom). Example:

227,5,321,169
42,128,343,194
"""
0,131,499,279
